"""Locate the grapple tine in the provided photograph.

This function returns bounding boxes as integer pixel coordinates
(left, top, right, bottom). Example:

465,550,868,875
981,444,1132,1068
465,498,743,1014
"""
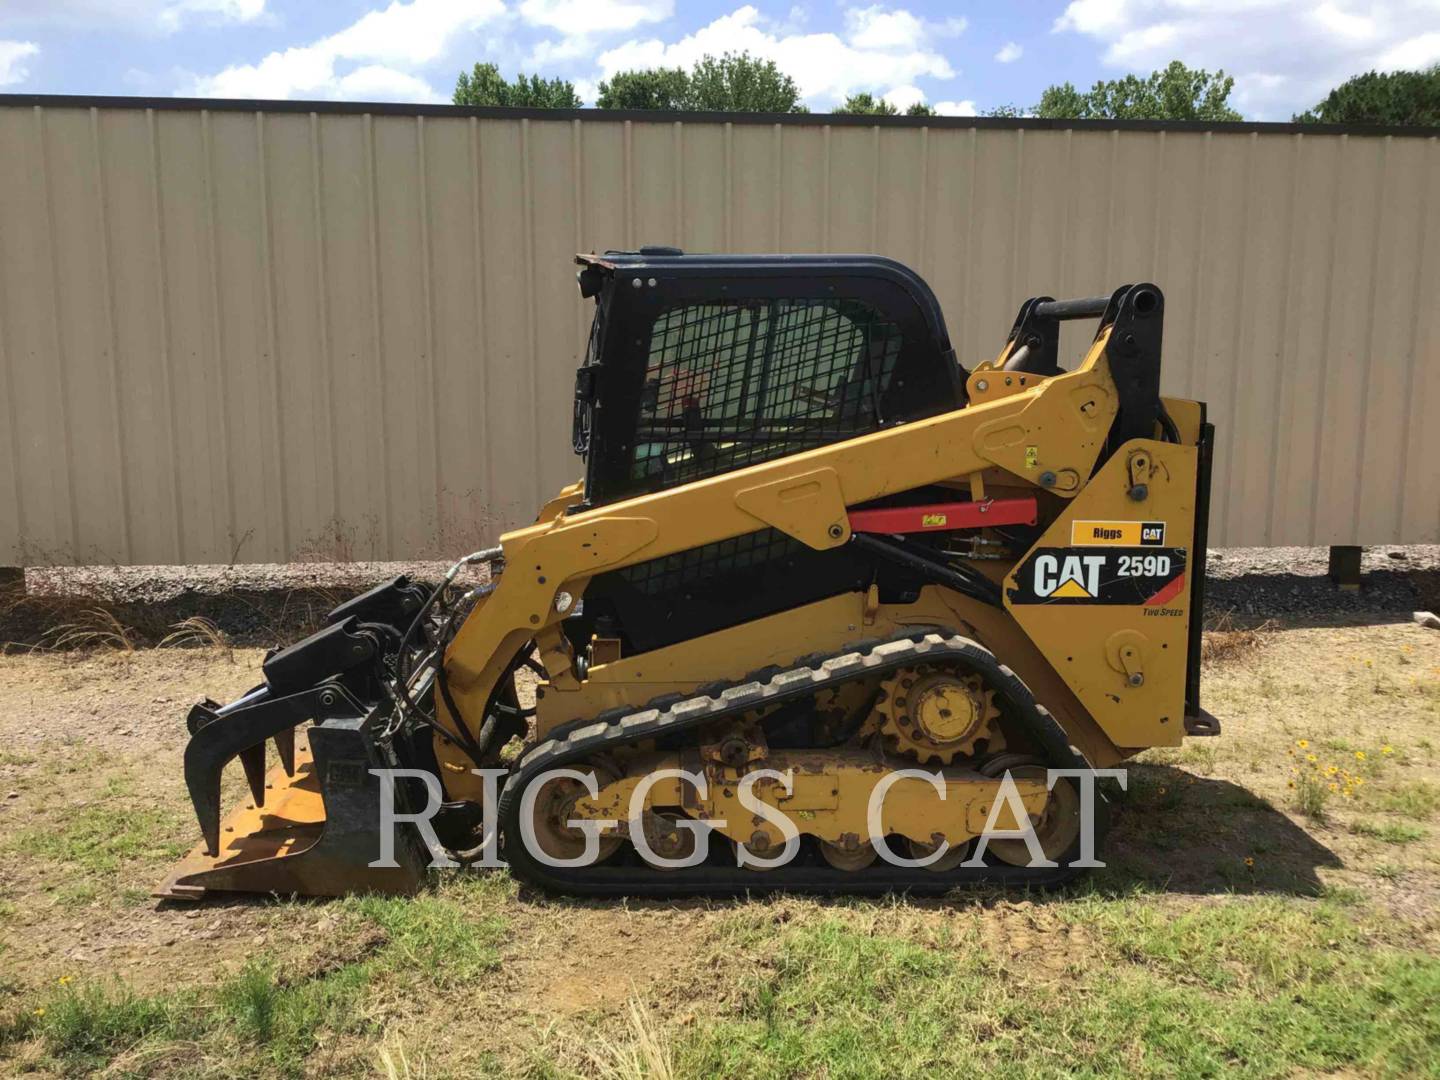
274,726,296,776
182,688,319,856
240,742,267,807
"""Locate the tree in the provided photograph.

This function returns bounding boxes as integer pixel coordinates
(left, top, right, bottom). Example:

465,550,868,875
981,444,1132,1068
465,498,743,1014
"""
453,63,580,108
597,67,690,110
834,92,897,115
597,51,807,112
832,95,935,116
686,52,806,112
1034,60,1241,121
984,103,1026,118
1295,65,1440,126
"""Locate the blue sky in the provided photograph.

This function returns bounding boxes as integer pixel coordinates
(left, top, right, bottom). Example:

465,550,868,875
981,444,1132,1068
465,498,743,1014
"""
1,2,1438,120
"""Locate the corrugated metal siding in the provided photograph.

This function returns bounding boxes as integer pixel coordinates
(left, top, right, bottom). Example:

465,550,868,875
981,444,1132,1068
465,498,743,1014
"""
1,102,1436,565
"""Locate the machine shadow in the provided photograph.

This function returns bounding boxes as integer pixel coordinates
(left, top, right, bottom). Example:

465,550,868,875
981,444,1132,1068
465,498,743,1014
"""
512,763,1341,912
1088,763,1341,898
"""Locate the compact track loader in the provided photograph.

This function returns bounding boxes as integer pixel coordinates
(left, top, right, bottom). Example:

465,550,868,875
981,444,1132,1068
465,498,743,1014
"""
158,249,1215,900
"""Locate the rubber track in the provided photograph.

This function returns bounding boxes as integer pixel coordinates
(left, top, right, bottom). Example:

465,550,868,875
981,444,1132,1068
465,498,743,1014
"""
497,629,1107,897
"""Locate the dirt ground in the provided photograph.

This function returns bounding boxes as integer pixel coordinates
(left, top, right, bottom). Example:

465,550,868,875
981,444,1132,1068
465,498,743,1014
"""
0,616,1437,1077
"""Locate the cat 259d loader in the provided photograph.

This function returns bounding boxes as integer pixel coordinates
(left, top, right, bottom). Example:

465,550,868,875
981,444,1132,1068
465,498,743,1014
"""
158,249,1215,900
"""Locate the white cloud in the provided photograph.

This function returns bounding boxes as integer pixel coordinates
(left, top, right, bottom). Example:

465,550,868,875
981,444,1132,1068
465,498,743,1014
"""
596,4,958,106
934,98,977,116
188,0,503,101
0,40,39,86
994,41,1023,63
1378,30,1440,68
882,84,926,110
334,64,440,100
1052,0,1440,119
158,0,265,31
0,0,266,32
519,0,672,34
846,6,927,49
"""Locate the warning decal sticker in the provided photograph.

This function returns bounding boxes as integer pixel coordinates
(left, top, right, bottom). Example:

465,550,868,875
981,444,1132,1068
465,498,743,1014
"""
1009,547,1188,606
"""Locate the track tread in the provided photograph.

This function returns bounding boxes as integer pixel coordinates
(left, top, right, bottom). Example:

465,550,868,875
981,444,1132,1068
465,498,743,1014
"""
497,629,1104,897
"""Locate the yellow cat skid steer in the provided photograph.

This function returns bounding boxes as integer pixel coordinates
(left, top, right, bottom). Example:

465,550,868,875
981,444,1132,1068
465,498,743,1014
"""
158,249,1215,900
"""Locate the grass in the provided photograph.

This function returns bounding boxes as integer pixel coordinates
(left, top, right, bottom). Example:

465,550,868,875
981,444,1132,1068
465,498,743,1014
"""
1351,820,1427,844
1200,614,1275,666
342,876,509,987
2,617,1438,1077
0,877,512,1076
665,902,1440,1078
158,614,234,660
10,803,187,876
1372,780,1440,820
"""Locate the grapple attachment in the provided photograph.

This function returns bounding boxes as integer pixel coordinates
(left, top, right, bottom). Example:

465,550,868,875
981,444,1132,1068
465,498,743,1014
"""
155,577,434,900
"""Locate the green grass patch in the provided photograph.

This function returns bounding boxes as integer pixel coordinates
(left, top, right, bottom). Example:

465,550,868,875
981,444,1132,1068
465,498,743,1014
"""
1,952,373,1075
0,875,511,1075
343,875,508,988
10,803,186,875
1372,780,1440,820
217,957,372,1072
1351,820,1427,844
669,899,1440,1079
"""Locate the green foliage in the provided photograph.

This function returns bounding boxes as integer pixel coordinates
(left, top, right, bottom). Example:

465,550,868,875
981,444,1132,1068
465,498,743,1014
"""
984,103,1026,118
829,94,934,116
597,51,807,113
834,92,898,116
452,62,581,108
688,52,806,112
1035,60,1242,121
596,66,690,110
1296,65,1440,126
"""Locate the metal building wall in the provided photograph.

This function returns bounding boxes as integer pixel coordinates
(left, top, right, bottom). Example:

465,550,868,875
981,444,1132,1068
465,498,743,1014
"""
0,98,1437,565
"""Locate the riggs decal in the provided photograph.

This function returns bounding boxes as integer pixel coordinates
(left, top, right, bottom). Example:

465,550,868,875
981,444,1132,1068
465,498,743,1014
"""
1010,548,1188,606
1071,520,1167,546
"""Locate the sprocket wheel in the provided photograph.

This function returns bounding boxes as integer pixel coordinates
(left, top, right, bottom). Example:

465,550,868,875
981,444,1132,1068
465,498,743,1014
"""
526,759,624,865
874,666,999,764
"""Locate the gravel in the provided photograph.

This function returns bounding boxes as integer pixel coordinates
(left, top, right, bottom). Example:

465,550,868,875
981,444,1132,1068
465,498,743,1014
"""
16,545,1440,629
1205,545,1440,620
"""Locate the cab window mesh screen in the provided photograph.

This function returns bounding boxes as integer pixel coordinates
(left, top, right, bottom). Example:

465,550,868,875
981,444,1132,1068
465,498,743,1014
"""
628,298,903,493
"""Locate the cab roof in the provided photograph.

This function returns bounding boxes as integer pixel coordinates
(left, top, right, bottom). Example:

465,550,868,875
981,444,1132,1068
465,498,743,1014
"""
576,247,953,354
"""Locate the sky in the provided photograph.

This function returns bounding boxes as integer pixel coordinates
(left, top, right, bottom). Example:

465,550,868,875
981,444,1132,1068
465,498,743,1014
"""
0,1,1438,121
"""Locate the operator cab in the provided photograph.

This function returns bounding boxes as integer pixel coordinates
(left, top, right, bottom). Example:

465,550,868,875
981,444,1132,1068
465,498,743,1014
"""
572,248,967,509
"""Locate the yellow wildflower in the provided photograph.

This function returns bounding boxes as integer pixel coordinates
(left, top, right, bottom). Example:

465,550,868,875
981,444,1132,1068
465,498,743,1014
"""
1381,745,1394,755
1297,739,1310,749
1307,753,1318,763
1328,782,1339,792
57,975,71,986
1355,751,1367,762
33,1007,44,1017
1326,765,1339,776
1287,780,1296,789
1244,857,1255,867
